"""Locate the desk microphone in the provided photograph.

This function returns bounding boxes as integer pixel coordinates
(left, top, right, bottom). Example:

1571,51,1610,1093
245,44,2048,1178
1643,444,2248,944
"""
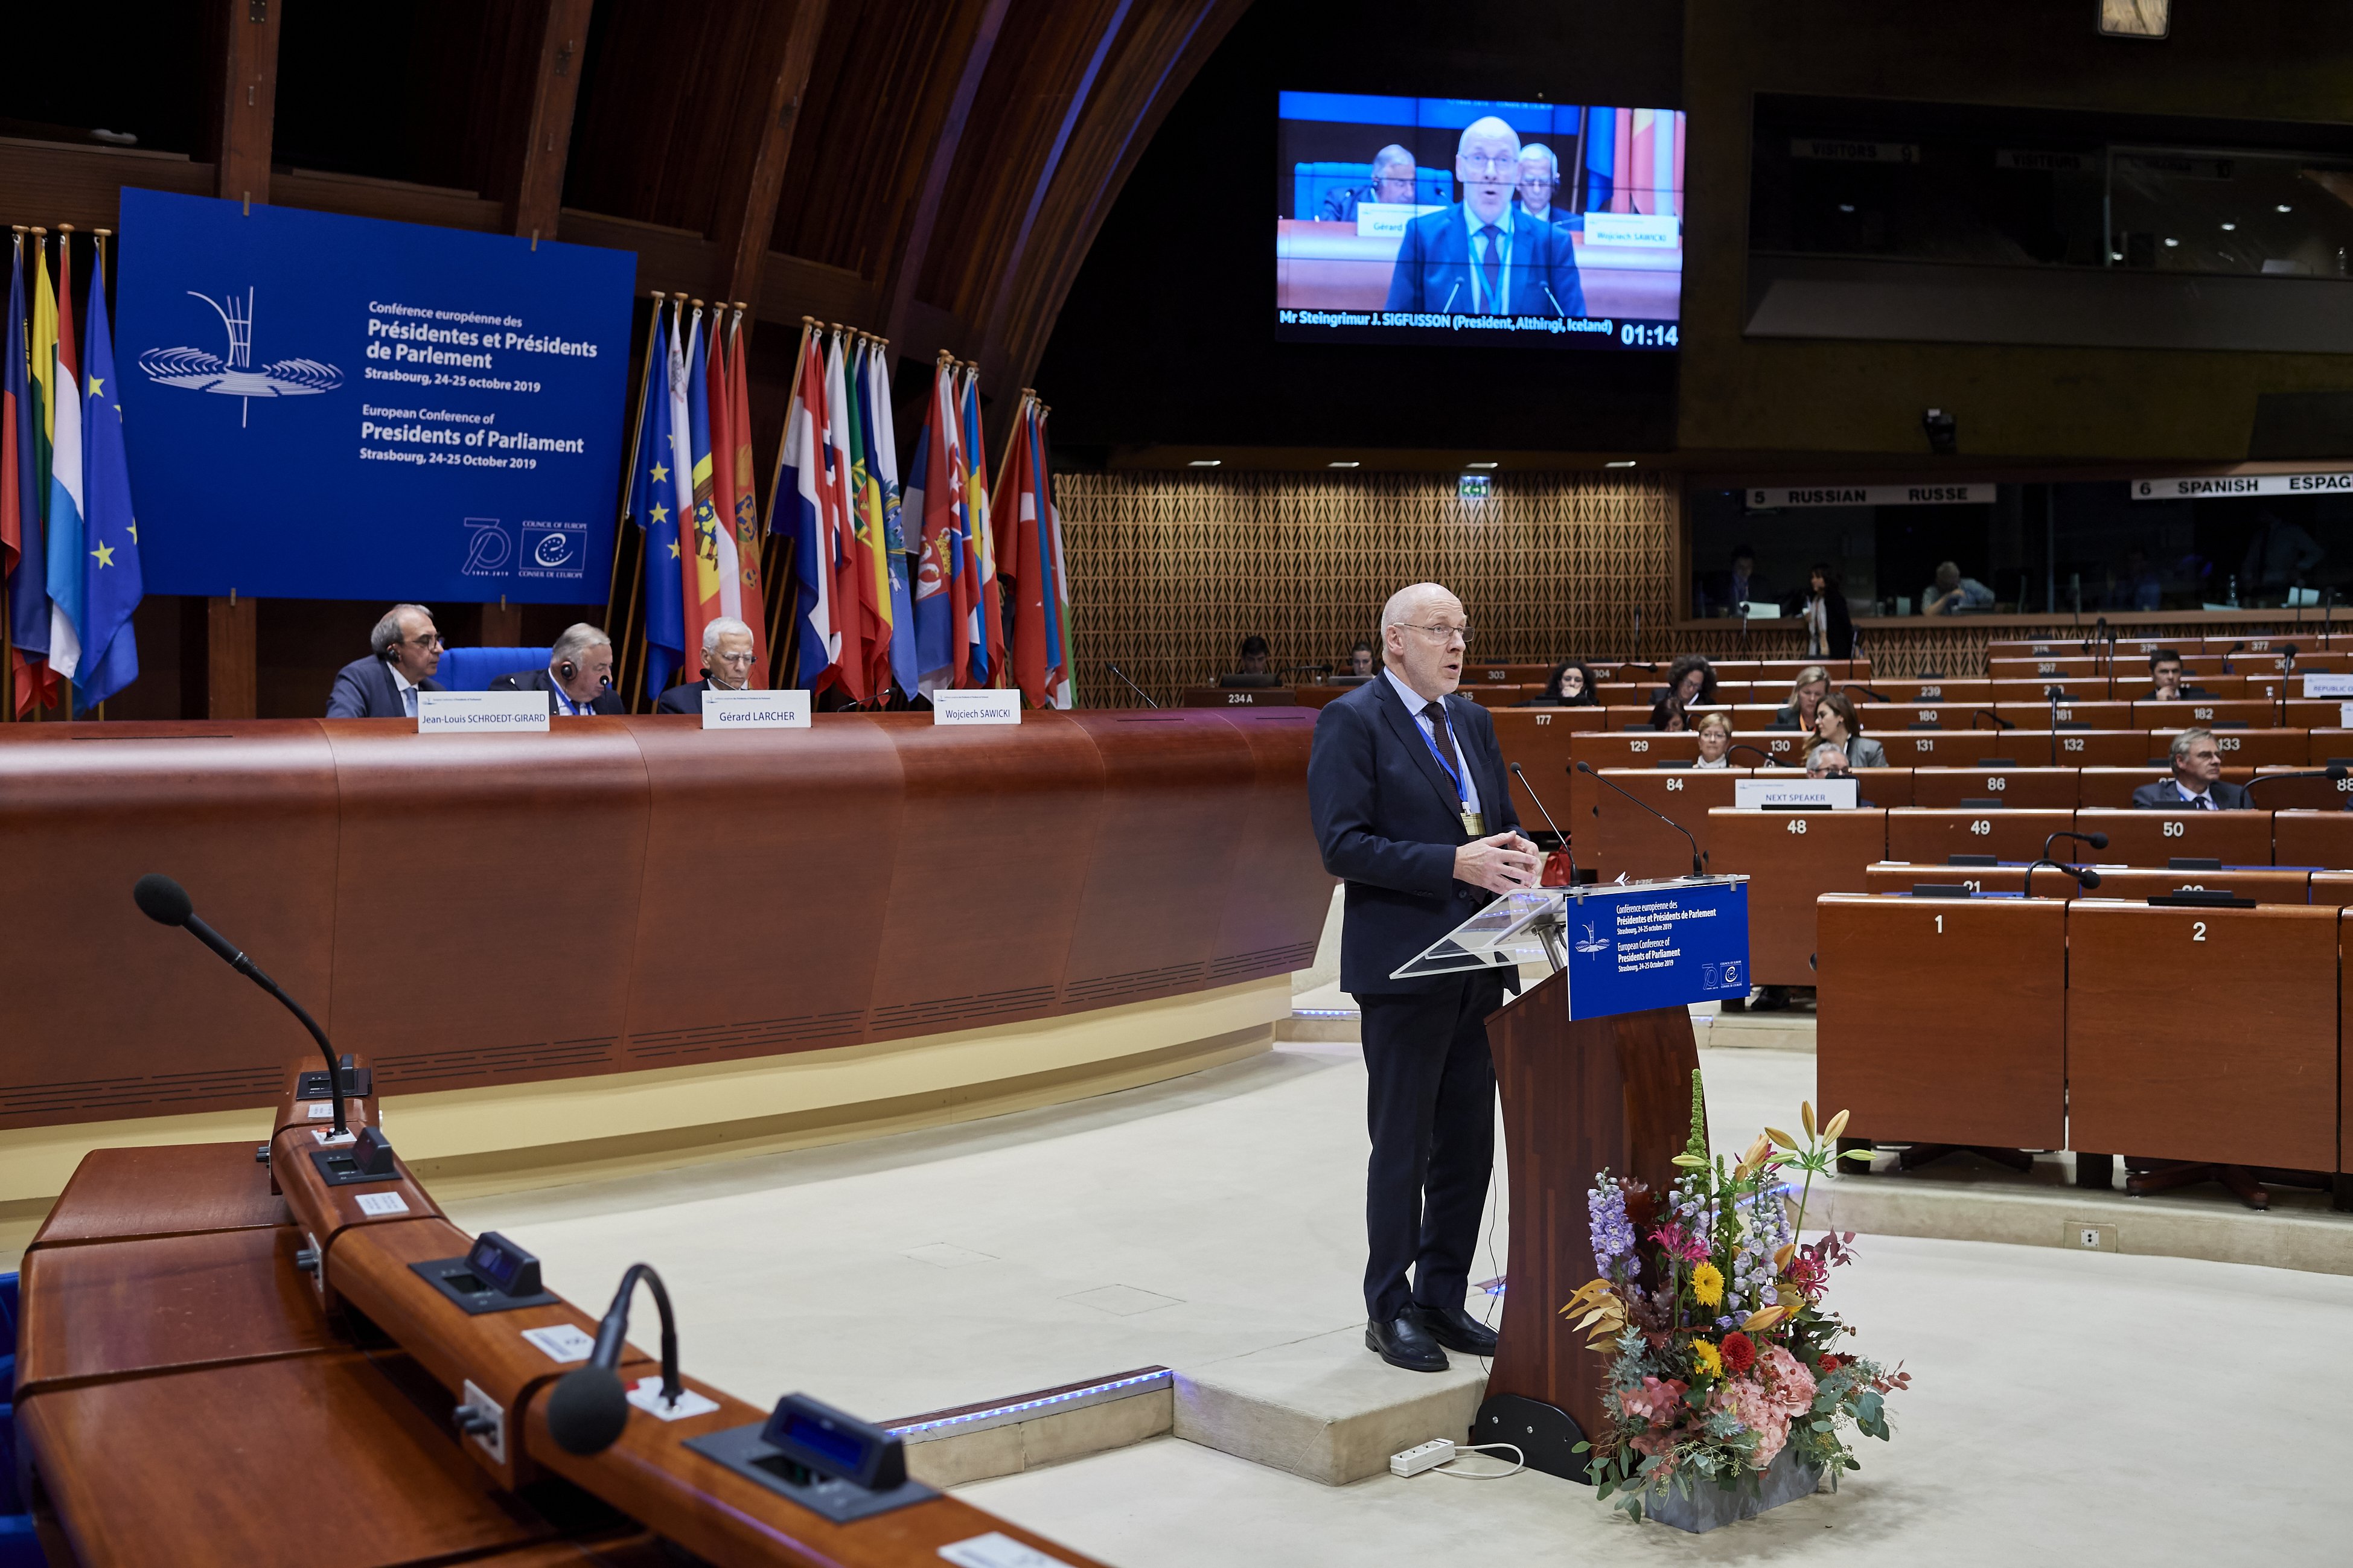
1971,709,2015,730
1575,760,1704,875
1728,744,1780,766
2022,859,2101,899
1842,685,1888,703
2041,829,2109,864
2246,765,2351,806
133,874,350,1136
1103,662,1158,707
2222,640,2244,675
1510,762,1580,885
546,1262,683,1456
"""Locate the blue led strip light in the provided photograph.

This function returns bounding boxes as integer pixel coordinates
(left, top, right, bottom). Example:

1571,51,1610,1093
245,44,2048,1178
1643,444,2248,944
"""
887,1369,1175,1441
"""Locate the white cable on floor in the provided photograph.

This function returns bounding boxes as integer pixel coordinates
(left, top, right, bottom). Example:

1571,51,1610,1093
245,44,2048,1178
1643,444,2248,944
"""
1434,1442,1525,1479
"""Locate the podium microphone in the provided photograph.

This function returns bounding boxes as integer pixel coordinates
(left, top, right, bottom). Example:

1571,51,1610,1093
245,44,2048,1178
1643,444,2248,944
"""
1575,760,1703,876
1509,762,1580,885
546,1263,683,1456
133,873,350,1136
1103,662,1159,707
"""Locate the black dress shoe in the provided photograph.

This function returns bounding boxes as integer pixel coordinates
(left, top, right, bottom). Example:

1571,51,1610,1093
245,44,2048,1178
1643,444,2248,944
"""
1365,1313,1449,1372
1410,1302,1499,1357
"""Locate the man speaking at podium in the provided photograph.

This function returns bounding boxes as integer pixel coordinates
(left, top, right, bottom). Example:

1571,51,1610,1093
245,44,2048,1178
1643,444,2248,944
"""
1307,583,1541,1372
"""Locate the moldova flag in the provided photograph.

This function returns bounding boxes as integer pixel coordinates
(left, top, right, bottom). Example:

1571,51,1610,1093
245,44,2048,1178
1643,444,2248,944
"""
77,239,142,708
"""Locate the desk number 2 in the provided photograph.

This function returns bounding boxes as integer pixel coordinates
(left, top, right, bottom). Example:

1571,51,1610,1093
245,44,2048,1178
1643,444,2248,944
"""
2192,920,2207,942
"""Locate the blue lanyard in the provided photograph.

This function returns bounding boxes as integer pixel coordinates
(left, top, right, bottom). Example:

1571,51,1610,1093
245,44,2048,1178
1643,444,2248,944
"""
1418,704,1470,807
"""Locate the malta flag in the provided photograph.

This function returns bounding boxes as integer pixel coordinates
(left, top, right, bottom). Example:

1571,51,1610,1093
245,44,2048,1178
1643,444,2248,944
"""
779,323,841,690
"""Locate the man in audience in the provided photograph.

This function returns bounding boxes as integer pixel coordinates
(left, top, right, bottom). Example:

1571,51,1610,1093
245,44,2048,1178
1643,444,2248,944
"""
656,617,758,714
2144,648,2210,701
1239,636,1272,676
327,604,445,718
1321,145,1418,222
2131,728,2250,809
490,623,624,715
1515,144,1563,226
1922,561,1995,616
1307,581,1535,1375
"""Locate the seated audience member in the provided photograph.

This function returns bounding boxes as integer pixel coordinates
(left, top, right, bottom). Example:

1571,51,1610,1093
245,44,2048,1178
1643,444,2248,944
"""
1809,692,1885,769
1515,144,1563,226
2144,648,2211,701
1649,695,1688,733
1774,665,1831,729
327,603,445,719
656,617,758,713
1320,145,1417,222
490,623,624,715
2131,728,2250,809
1806,746,1848,779
1660,652,1718,707
1921,561,1994,616
1522,658,1597,706
1693,712,1734,767
1346,640,1376,678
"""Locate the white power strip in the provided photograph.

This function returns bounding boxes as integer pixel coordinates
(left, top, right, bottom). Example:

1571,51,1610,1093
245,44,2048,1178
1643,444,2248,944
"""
1391,1439,1456,1477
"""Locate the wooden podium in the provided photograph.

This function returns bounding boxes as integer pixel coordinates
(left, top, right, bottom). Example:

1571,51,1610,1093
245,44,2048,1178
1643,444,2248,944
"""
1476,977,1699,1476
1396,879,1740,1479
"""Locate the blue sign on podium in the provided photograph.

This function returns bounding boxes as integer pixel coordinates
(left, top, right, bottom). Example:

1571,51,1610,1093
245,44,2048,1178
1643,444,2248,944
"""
1392,876,1751,1021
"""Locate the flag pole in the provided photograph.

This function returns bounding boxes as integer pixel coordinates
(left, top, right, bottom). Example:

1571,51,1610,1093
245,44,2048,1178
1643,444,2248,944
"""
616,292,666,712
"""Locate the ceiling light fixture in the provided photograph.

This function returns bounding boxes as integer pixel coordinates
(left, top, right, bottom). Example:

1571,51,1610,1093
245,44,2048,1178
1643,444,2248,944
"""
1465,462,1499,470
1187,459,1221,468
1837,203,1855,213
1604,460,1637,468
1327,461,1360,468
2163,237,2179,247
2221,222,2236,232
2279,204,2294,213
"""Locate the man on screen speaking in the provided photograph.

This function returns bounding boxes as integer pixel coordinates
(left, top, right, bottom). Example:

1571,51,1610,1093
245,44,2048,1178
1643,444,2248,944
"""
1384,116,1585,318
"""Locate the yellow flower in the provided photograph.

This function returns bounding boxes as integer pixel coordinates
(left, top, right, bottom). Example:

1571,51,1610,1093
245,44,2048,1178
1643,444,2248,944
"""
1691,1261,1725,1307
1691,1339,1723,1377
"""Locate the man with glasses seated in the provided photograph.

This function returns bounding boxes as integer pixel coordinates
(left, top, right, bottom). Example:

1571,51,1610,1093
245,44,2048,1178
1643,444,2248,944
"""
1384,116,1585,319
327,602,446,719
656,617,759,713
1321,145,1419,223
1308,583,1539,1376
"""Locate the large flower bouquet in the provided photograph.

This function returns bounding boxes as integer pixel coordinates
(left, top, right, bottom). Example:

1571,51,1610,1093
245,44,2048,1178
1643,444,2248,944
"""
1562,1072,1909,1523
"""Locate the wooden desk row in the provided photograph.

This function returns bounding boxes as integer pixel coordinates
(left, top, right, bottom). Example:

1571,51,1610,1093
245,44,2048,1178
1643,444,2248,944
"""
1815,896,2351,1187
1987,632,2335,661
14,1063,1100,1566
0,713,1333,1132
1548,726,2353,781
1586,700,2344,733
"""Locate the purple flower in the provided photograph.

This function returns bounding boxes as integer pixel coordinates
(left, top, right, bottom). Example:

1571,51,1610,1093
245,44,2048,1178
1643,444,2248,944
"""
1588,1176,1638,1284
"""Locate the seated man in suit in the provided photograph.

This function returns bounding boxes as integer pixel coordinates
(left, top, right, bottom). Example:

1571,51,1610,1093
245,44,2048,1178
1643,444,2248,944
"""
2144,648,2211,701
1384,116,1585,319
489,623,624,716
325,603,445,719
2133,728,2250,809
1320,145,1417,223
656,617,758,713
1308,581,1540,1374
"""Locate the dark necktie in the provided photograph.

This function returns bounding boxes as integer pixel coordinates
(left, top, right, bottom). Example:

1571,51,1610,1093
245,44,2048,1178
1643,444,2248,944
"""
1423,700,1459,775
1477,225,1502,311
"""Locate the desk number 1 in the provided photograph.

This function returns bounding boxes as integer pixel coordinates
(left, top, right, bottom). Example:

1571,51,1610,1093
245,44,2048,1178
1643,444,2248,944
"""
1934,914,1943,934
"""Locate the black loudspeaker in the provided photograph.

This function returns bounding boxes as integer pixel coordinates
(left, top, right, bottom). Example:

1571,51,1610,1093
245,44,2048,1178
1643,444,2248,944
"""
1471,1393,1586,1482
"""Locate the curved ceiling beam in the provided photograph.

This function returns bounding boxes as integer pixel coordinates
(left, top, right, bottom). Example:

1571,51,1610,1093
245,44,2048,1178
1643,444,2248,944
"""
878,0,1014,359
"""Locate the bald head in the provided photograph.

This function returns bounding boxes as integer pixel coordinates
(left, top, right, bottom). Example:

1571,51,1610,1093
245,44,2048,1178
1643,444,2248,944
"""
1457,116,1522,224
1381,583,1467,701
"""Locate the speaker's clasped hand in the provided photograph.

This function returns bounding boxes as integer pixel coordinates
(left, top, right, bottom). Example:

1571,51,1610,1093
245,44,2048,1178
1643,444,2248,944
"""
1455,831,1541,895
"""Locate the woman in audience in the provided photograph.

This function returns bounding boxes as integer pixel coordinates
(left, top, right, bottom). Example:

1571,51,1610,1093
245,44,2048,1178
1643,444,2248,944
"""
1693,712,1734,767
1803,564,1855,660
1522,659,1598,706
1809,692,1886,769
1775,665,1831,729
1663,653,1717,707
1649,694,1689,731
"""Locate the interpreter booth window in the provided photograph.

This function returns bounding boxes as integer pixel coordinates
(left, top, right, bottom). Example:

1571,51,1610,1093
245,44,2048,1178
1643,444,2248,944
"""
1748,95,2353,277
1693,481,2353,620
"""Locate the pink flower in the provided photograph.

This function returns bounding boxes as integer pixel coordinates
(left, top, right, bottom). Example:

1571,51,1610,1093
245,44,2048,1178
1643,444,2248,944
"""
1710,1377,1792,1466
1758,1344,1818,1415
1614,1375,1688,1426
1649,1223,1710,1264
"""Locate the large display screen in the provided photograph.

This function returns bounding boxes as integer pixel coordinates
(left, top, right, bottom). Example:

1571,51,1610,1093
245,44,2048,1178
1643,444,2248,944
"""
1275,92,1685,351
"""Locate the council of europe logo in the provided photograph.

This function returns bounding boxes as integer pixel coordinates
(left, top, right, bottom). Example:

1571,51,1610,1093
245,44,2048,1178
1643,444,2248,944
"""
137,287,342,427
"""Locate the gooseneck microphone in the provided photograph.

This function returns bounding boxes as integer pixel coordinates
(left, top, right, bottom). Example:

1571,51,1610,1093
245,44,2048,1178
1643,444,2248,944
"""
546,1263,683,1456
1727,743,1779,767
2041,829,2109,864
1510,762,1579,886
2022,859,2102,900
2246,764,2351,806
133,873,350,1136
1576,760,1703,876
1971,709,2015,731
1103,662,1159,707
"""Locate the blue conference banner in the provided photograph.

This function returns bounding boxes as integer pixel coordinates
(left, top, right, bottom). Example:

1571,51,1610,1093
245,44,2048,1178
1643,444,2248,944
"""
116,187,635,603
1561,878,1751,1021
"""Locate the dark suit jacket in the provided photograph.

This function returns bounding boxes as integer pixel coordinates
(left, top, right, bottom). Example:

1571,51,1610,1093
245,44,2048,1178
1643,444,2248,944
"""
2130,776,2252,809
325,657,443,719
655,680,716,715
488,668,625,715
2143,686,2213,700
1307,677,1523,995
1383,203,1586,317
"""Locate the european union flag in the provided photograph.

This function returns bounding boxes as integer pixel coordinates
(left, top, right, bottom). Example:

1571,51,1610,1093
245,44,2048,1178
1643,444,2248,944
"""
630,302,685,698
78,250,142,708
